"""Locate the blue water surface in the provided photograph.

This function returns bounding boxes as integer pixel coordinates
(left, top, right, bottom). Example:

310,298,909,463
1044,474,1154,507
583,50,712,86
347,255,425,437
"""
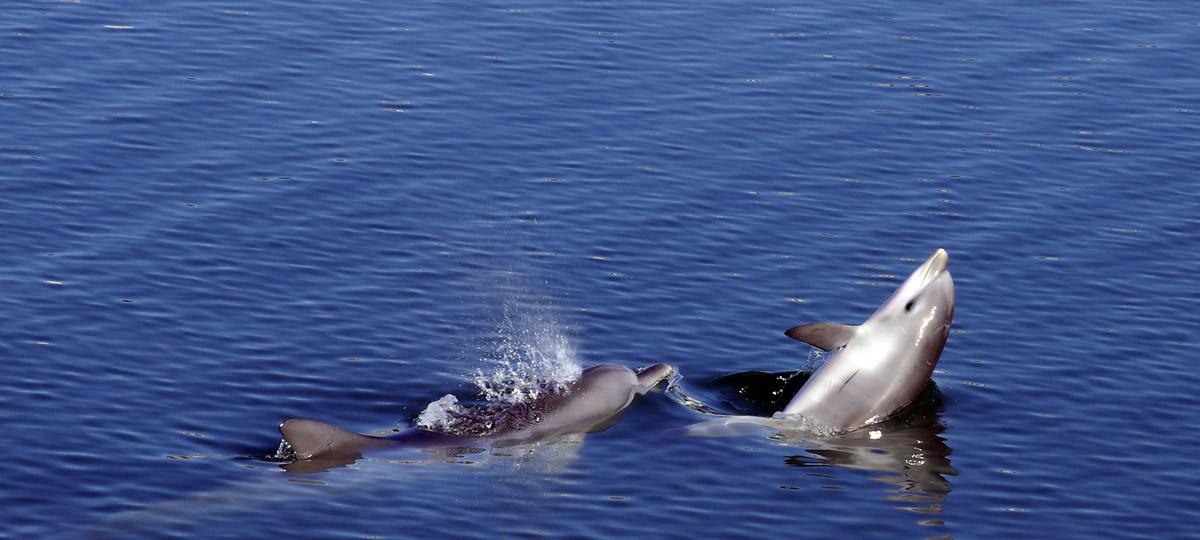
2,1,1198,538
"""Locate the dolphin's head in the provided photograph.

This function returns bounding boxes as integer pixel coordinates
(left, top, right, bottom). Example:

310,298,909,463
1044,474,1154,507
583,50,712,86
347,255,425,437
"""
865,248,955,362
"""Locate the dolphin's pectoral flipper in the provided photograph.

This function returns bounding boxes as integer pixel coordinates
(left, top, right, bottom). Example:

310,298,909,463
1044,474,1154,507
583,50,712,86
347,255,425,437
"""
634,363,676,394
683,415,780,437
784,323,859,351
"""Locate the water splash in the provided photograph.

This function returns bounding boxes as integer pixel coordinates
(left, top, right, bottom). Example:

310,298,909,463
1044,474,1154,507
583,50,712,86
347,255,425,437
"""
768,411,843,439
268,439,295,461
417,284,581,435
471,313,581,406
416,394,462,429
802,346,833,372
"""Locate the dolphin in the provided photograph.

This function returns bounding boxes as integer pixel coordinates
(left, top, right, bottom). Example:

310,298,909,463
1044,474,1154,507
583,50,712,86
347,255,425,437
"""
686,249,955,436
278,363,675,472
781,248,955,431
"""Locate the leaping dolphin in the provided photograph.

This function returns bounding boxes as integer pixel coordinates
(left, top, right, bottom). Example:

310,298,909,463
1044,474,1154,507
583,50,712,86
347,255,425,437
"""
278,363,675,472
687,249,955,436
781,248,955,431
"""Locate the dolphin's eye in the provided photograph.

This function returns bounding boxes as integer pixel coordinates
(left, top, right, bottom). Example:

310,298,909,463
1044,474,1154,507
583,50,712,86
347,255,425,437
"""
904,300,914,312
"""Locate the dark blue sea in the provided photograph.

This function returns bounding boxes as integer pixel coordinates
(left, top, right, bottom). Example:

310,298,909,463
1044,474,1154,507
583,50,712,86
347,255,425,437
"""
2,1,1198,538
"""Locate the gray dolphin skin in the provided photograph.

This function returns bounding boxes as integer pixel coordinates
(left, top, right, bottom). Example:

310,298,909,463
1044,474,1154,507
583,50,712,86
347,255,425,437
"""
278,363,675,470
683,249,955,437
779,248,955,432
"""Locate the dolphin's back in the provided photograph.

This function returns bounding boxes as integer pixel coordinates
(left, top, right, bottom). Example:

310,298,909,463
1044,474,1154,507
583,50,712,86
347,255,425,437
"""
493,364,639,445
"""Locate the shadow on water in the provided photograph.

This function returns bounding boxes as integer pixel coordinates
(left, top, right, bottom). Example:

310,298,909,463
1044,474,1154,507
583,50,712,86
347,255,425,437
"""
675,371,956,514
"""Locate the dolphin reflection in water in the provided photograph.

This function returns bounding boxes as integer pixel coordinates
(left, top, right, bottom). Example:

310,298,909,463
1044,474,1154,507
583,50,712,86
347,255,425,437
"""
276,363,675,473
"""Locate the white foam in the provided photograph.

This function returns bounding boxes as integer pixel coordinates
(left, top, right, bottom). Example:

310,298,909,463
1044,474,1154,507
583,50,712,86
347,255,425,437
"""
416,394,462,429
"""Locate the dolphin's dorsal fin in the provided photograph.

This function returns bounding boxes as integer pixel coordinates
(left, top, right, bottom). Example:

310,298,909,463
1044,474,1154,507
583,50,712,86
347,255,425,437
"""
784,323,858,351
279,418,389,460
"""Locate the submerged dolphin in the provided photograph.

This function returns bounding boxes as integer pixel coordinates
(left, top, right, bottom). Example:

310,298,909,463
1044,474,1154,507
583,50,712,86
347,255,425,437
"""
278,363,675,471
688,249,955,436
